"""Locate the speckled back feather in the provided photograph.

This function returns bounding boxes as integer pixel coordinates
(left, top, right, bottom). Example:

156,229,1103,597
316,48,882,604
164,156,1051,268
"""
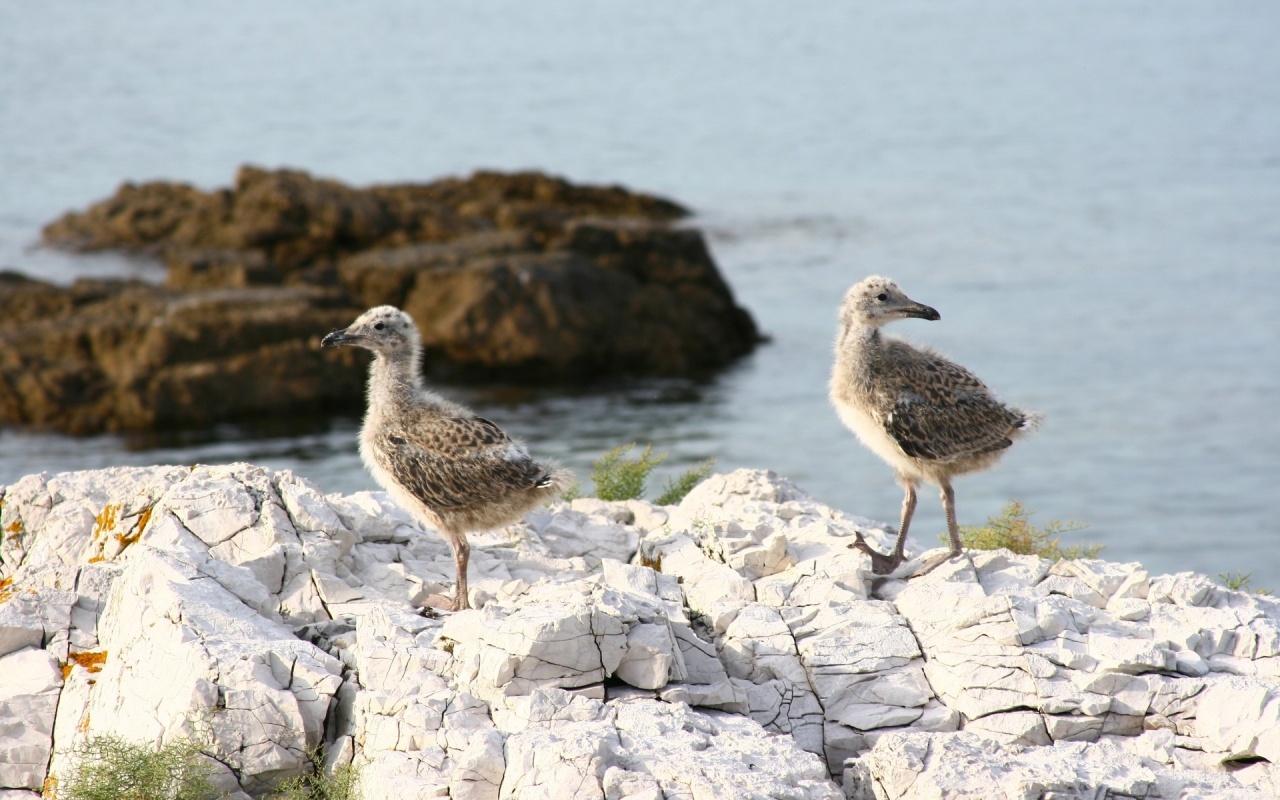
868,339,1029,463
374,419,550,511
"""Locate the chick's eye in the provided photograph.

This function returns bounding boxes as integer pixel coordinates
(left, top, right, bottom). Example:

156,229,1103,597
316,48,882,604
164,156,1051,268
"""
876,293,888,302
374,322,385,331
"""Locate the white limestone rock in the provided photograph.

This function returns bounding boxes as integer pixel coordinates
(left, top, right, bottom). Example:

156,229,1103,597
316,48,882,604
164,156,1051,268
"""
610,698,842,800
0,587,74,659
0,647,63,790
963,710,1051,746
0,599,41,660
652,468,892,612
7,464,1280,798
352,678,498,800
83,549,344,792
1195,676,1280,765
632,527,754,617
441,576,684,703
845,730,1272,800
526,504,639,564
495,689,842,800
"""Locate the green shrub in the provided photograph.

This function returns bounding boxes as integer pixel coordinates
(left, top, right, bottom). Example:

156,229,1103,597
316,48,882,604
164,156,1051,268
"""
655,459,716,506
59,735,215,800
591,444,666,501
266,751,361,800
588,443,715,505
949,501,1100,561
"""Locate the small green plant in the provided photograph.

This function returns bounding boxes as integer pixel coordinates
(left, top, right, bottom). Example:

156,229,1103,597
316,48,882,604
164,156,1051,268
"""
59,735,215,800
1220,571,1251,591
655,459,716,506
585,443,715,505
948,501,1100,561
591,443,666,501
1218,571,1273,596
267,750,361,800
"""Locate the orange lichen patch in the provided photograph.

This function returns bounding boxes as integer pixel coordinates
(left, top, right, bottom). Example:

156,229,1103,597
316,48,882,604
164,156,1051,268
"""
42,774,58,799
66,649,108,674
639,550,663,573
91,503,120,541
112,505,152,551
77,712,91,733
4,518,21,542
88,556,106,564
60,661,73,681
0,576,14,603
136,505,153,536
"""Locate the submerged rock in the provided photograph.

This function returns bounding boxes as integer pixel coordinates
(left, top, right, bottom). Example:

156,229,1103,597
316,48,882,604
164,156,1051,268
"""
2,465,1277,797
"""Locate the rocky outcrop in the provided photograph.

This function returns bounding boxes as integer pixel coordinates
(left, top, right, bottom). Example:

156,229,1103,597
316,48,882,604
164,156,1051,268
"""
338,219,758,378
42,168,688,271
0,273,364,433
32,167,759,392
3,466,1277,798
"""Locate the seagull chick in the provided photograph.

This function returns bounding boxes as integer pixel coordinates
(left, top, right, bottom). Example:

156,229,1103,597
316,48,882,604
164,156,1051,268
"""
829,276,1040,576
322,306,572,610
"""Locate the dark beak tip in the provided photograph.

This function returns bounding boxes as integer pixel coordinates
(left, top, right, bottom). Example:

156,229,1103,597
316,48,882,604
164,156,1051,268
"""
320,330,345,348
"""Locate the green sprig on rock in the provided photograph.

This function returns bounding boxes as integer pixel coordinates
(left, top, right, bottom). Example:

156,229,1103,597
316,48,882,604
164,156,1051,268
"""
945,501,1100,561
586,443,715,505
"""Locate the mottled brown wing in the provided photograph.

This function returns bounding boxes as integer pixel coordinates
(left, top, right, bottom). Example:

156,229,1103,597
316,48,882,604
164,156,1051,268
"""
884,341,989,404
402,415,511,458
381,430,547,512
878,343,1020,462
885,394,1020,462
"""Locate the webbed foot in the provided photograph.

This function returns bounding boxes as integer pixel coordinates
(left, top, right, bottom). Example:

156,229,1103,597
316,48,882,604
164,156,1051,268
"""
848,531,906,575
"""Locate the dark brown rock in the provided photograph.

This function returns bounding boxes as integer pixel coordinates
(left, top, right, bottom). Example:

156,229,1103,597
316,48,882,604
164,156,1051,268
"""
43,166,689,273
39,181,212,251
339,220,759,379
28,167,759,430
336,230,537,310
0,278,364,433
164,248,281,289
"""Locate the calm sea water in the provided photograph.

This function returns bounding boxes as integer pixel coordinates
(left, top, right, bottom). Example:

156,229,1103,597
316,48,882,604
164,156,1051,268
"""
2,2,1278,584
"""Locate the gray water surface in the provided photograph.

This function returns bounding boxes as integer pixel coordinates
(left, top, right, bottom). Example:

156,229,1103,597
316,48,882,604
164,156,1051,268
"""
2,2,1278,584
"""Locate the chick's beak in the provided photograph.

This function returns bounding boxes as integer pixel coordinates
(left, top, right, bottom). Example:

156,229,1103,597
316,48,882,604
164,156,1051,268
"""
321,329,350,348
906,302,941,321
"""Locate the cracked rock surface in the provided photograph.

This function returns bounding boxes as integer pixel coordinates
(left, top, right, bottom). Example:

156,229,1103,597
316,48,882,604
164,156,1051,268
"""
2,465,1279,798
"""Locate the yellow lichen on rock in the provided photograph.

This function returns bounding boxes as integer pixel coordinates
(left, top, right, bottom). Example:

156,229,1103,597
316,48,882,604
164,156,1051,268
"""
91,504,120,542
0,575,14,603
88,502,153,560
66,649,108,674
115,505,152,549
